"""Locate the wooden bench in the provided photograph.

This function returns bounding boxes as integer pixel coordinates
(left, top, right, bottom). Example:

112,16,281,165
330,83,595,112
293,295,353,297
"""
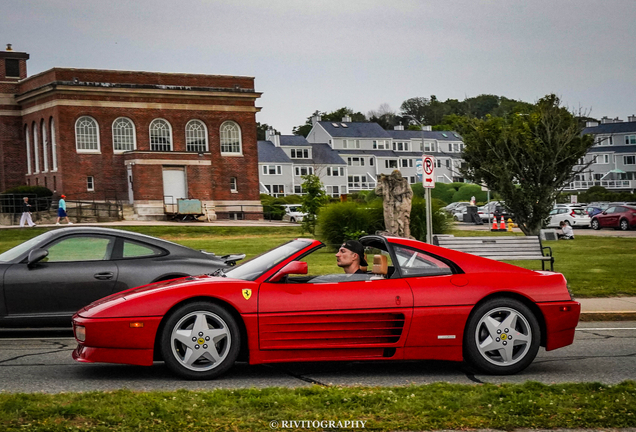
433,236,554,271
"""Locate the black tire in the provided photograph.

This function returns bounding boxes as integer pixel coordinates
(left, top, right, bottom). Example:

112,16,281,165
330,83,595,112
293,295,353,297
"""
620,219,629,231
464,298,540,375
591,219,600,230
160,302,240,380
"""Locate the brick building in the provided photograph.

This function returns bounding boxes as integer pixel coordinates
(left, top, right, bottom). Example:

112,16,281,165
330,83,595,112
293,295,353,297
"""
0,45,263,220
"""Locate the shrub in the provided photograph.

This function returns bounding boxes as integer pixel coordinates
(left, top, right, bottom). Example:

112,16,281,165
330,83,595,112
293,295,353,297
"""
317,201,384,248
410,197,450,241
452,184,487,203
317,198,450,247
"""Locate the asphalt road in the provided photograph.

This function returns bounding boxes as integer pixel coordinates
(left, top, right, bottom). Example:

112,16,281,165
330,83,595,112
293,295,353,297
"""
0,322,634,394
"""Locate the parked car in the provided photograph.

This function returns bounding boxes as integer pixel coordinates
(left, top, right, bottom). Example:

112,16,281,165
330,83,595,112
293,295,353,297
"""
0,227,244,327
546,206,591,228
478,201,512,222
72,234,579,379
281,204,307,223
443,202,470,215
591,205,636,231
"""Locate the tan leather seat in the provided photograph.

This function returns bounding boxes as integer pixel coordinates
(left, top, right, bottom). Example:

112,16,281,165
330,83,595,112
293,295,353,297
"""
372,254,388,276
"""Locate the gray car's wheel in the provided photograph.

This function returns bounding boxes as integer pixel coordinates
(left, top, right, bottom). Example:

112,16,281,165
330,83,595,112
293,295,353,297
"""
620,219,629,231
591,219,600,230
160,302,240,380
464,298,540,375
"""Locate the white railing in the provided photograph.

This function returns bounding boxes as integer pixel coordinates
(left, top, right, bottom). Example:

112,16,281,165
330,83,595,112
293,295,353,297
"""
563,180,634,190
347,182,377,191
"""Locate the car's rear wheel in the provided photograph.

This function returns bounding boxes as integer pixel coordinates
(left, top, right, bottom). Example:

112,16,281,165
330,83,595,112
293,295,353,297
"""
160,302,240,380
591,219,600,230
620,219,629,231
464,298,540,375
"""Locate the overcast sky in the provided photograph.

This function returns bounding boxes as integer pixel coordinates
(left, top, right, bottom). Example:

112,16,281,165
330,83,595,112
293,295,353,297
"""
3,0,636,134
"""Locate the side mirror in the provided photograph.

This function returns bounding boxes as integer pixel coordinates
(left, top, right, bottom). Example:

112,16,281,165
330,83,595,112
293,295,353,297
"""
27,248,48,268
602,211,607,215
269,261,308,283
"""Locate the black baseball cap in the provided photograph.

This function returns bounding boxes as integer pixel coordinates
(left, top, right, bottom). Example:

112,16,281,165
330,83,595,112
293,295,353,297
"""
341,240,368,267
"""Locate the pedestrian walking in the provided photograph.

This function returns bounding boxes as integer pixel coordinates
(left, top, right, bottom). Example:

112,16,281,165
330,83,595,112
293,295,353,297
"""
56,194,73,225
19,197,36,228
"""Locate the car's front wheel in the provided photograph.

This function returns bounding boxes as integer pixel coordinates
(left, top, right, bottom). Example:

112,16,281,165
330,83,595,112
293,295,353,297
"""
464,298,540,375
160,302,240,380
591,219,600,230
620,219,630,231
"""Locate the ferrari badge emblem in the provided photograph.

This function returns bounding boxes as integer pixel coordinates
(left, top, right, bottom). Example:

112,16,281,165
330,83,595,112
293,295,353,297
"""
242,289,252,300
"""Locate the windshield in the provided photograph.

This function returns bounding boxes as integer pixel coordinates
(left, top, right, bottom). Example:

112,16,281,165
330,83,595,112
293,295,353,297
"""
0,232,54,263
224,239,313,281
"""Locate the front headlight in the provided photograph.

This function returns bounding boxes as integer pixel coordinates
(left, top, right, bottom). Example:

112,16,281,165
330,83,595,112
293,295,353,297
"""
74,325,86,342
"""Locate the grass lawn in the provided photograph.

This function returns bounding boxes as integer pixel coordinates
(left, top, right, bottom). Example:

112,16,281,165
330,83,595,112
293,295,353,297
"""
0,382,634,430
1,225,635,297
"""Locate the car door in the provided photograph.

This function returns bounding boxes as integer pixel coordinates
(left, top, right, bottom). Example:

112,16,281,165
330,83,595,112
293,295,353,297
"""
391,244,471,352
258,250,413,353
547,209,559,227
3,234,118,318
599,206,616,227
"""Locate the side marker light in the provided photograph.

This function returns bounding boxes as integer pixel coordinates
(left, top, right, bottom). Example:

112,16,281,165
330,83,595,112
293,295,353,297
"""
129,322,144,328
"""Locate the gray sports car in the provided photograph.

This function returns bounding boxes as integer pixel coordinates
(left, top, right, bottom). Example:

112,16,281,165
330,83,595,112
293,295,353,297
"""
0,227,244,328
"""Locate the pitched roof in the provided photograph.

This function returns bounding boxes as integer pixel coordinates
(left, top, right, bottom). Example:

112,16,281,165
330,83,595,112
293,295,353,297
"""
311,143,347,165
583,121,636,135
257,141,292,163
318,121,391,138
387,130,463,141
279,135,311,146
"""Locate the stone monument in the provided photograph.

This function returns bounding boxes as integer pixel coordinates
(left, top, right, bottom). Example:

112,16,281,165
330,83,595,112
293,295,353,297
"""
375,170,413,238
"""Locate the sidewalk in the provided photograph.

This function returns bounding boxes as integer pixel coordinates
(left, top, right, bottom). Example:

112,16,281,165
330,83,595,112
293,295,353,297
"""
578,297,636,321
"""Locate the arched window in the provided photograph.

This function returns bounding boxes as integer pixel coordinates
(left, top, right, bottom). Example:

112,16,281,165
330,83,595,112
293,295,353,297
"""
112,117,136,152
150,119,172,151
25,125,32,174
75,116,100,152
185,119,208,152
41,120,49,172
50,118,58,171
220,121,242,155
32,123,40,173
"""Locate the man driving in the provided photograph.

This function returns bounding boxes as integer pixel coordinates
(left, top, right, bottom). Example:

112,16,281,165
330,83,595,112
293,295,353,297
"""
336,240,368,274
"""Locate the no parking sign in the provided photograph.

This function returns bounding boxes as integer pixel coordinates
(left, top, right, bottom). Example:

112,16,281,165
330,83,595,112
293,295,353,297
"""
422,155,435,188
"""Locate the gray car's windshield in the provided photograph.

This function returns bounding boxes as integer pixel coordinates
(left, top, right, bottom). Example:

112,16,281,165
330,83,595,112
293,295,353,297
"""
0,232,55,263
224,239,313,281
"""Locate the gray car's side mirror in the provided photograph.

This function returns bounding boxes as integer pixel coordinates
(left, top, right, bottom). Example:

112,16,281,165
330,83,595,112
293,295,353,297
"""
27,249,48,268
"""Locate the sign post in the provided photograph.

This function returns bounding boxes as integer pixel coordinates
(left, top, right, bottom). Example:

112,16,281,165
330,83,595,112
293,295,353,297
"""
422,155,435,244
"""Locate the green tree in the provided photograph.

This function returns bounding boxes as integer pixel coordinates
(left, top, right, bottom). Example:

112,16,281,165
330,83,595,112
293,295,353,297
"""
300,174,328,235
459,94,595,235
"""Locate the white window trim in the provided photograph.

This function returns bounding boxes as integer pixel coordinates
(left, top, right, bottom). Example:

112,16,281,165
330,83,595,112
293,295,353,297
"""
87,176,95,192
220,121,243,156
625,135,636,145
112,117,137,154
32,124,40,173
185,119,208,153
230,177,238,193
50,118,58,171
25,125,32,175
41,121,49,172
75,116,101,154
595,154,611,164
623,155,636,165
149,118,173,152
263,165,283,175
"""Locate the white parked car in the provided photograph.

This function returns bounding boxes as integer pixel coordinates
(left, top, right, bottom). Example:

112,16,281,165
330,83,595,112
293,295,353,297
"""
547,206,591,228
281,204,307,223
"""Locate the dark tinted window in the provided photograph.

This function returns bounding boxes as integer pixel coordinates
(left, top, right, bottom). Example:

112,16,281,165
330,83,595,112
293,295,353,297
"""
5,59,19,77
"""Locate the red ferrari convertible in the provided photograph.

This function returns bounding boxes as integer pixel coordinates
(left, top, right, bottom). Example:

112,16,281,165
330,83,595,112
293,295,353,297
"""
72,235,580,379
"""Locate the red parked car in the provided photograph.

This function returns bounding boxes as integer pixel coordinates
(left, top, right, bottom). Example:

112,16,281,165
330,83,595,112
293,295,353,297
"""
590,205,636,231
72,235,580,379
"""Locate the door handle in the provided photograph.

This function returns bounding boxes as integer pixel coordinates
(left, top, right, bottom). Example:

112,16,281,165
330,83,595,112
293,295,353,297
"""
94,272,114,280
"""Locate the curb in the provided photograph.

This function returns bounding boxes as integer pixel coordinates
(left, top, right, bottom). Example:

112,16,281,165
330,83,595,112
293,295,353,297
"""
579,312,636,321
